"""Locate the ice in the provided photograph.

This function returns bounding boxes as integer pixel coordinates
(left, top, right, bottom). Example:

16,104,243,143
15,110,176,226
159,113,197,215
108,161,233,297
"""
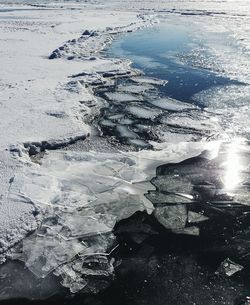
5,142,206,293
11,149,162,290
131,76,167,86
217,258,244,277
128,139,150,148
0,150,40,263
104,92,142,103
117,84,154,94
23,236,88,278
192,85,250,108
160,111,220,135
187,211,209,224
1,0,250,299
100,119,117,127
148,97,196,111
116,125,139,139
126,105,162,119
118,117,134,125
147,140,250,240
154,205,187,231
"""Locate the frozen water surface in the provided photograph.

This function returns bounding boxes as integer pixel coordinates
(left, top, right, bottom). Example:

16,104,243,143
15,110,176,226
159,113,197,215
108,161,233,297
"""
1,1,250,304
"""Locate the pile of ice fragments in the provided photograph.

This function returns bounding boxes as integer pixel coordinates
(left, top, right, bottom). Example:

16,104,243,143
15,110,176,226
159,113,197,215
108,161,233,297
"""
2,139,250,296
93,75,221,149
8,149,159,293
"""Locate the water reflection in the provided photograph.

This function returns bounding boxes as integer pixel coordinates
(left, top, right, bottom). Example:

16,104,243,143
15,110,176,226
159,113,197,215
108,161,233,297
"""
223,138,245,192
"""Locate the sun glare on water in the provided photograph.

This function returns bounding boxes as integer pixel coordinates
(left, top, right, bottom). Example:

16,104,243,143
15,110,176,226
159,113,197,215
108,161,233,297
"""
223,138,245,192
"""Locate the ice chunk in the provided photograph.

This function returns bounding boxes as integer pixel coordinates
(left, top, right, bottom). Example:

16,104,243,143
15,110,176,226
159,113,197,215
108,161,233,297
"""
188,211,209,223
99,119,117,127
54,254,114,293
128,139,150,148
107,114,124,120
104,92,142,103
217,258,244,277
148,97,195,111
146,192,193,205
174,226,200,236
151,175,193,194
117,84,154,94
131,76,167,86
154,205,187,230
118,118,134,125
126,105,161,119
161,112,219,132
116,125,139,139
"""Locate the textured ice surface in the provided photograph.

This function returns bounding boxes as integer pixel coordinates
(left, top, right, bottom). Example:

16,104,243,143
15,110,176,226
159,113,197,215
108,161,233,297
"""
0,150,40,263
131,77,167,86
117,84,154,94
126,105,161,119
3,142,205,294
148,97,196,111
160,111,220,134
104,92,142,103
217,258,244,277
116,125,140,140
154,205,187,230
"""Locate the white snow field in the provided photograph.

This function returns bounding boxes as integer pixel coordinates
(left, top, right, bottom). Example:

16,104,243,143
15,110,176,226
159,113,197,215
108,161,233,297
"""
0,0,250,297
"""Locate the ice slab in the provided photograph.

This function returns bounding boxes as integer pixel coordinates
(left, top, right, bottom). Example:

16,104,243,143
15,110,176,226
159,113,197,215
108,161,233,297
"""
154,205,187,230
131,76,167,86
148,97,196,111
117,84,154,94
217,258,244,277
104,92,142,103
126,105,162,119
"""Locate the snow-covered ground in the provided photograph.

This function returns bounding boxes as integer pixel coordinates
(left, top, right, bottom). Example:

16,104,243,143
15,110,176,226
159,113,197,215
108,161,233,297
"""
0,0,250,299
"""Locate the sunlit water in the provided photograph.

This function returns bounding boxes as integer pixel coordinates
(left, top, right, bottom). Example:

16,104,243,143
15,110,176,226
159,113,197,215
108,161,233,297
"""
108,18,242,103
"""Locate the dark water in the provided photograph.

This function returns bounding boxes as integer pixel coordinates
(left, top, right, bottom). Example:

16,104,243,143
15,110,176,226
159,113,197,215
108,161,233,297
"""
108,20,240,102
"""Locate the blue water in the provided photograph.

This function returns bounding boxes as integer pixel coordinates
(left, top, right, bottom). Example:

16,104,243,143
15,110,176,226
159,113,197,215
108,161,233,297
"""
108,21,239,102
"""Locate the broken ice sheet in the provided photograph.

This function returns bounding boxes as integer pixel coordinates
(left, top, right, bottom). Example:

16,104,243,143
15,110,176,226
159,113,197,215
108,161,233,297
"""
13,149,160,291
23,236,88,278
10,143,208,293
